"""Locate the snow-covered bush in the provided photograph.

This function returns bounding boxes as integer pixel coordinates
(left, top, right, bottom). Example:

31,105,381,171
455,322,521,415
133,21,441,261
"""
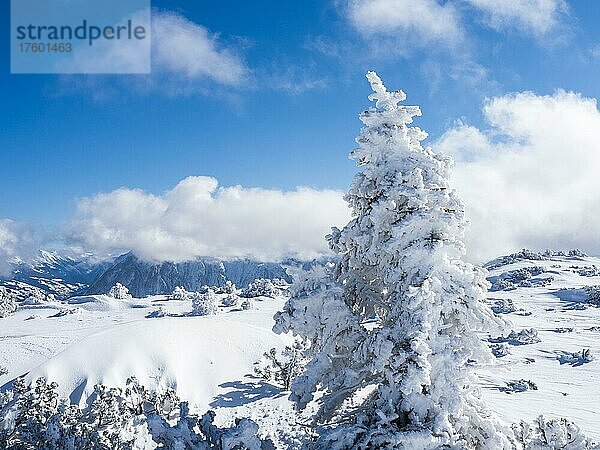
0,377,272,449
557,349,593,366
501,379,538,394
222,294,240,308
170,286,190,301
214,280,237,295
190,289,219,316
254,341,306,390
146,307,167,319
107,283,132,300
490,266,550,291
490,343,510,358
242,278,289,298
274,72,509,448
491,298,518,314
50,307,83,318
583,285,600,305
240,298,255,310
573,265,600,277
490,328,541,346
0,366,7,377
0,287,17,318
21,290,48,306
486,249,587,270
513,415,597,449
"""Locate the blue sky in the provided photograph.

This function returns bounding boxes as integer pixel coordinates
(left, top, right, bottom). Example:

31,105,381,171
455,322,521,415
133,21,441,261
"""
2,0,600,264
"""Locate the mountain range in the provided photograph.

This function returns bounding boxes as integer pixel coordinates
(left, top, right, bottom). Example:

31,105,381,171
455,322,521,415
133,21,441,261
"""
0,250,292,299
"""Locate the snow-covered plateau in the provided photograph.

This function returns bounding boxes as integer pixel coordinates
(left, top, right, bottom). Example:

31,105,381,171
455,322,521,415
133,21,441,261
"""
1,250,600,446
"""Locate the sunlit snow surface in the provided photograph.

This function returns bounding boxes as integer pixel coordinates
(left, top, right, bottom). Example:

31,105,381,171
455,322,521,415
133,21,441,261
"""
479,254,600,439
1,253,600,444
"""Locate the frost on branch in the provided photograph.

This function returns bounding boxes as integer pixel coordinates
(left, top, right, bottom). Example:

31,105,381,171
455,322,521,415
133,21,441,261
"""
274,72,510,449
108,283,132,300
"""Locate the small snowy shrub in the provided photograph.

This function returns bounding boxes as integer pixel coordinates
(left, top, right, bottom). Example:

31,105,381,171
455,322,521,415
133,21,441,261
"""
557,349,593,366
108,283,132,300
146,307,167,319
222,294,239,307
190,289,219,316
242,278,289,298
214,280,237,295
501,379,538,394
0,366,7,377
21,290,48,305
240,298,255,310
50,307,83,318
583,286,600,305
490,343,510,358
0,287,17,318
254,341,306,390
513,415,597,449
573,266,600,277
491,298,518,314
490,266,550,291
487,249,587,270
170,286,190,301
490,328,541,346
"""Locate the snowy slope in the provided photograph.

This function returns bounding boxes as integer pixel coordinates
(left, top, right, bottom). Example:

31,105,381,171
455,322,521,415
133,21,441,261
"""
478,251,600,439
0,293,301,446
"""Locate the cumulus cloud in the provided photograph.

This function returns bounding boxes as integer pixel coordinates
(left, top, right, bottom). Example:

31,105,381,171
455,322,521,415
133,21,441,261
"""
347,0,463,48
66,176,350,262
57,10,248,96
151,11,248,87
57,9,151,74
0,219,40,276
464,0,568,37
436,89,600,262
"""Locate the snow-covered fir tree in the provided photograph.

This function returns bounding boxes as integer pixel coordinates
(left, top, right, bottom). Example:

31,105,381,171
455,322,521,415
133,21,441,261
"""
108,283,132,300
170,286,190,301
0,287,17,318
190,288,219,316
274,72,510,449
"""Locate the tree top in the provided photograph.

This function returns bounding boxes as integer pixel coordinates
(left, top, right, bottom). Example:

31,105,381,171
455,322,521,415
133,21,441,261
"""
366,71,407,111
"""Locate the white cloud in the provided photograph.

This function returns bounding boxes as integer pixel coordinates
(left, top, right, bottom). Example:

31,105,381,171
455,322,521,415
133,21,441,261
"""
58,10,248,91
0,219,39,276
56,9,151,74
464,0,568,37
347,0,463,47
66,176,350,262
436,89,600,262
151,11,248,86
